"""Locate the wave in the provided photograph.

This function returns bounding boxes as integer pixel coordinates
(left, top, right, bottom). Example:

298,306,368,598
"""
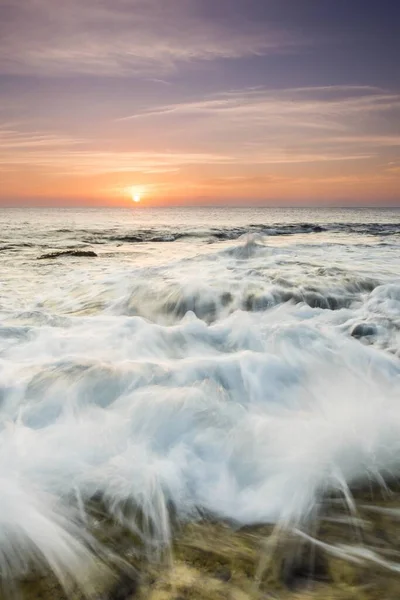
1,222,399,262
1,307,400,585
6,221,400,248
1,231,400,591
119,277,378,322
104,222,400,244
111,240,381,324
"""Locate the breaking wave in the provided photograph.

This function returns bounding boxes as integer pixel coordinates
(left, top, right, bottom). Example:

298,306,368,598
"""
1,221,400,256
69,221,400,246
1,208,400,591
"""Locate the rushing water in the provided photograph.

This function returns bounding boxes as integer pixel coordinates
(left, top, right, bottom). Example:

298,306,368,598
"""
1,206,400,584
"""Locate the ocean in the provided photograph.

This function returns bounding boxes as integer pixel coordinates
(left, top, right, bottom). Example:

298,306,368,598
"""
1,206,400,589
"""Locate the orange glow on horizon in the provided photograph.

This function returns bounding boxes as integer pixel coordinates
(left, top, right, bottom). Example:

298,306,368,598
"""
1,151,399,208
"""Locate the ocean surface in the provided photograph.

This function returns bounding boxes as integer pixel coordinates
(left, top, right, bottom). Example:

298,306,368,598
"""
1,206,400,581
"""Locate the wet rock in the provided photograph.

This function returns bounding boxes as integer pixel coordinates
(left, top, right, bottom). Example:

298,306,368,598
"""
112,236,143,243
220,292,233,307
214,566,232,582
38,250,97,259
351,323,377,338
105,573,139,600
5,492,400,600
281,544,330,591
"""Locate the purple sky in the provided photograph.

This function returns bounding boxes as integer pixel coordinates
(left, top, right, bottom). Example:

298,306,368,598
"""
1,0,399,206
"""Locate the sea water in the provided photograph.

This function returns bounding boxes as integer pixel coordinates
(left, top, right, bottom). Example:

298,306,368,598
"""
0,206,400,583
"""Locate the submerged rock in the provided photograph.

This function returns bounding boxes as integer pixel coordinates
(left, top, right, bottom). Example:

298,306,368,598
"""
281,542,330,591
4,485,400,599
38,250,98,260
351,322,378,338
105,573,139,600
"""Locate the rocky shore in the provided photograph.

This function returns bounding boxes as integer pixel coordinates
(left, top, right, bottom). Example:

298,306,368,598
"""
2,484,400,600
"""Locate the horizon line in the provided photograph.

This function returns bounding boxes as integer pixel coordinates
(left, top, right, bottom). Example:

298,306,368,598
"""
1,204,400,210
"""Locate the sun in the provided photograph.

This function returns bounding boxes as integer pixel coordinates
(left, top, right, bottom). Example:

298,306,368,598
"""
127,186,146,204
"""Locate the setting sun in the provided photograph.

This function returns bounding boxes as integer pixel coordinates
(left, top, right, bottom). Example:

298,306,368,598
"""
124,186,147,205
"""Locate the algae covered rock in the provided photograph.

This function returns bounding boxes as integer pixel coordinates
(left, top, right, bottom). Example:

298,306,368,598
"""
3,487,400,600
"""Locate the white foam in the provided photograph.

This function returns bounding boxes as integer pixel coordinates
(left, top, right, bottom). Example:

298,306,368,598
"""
1,233,400,583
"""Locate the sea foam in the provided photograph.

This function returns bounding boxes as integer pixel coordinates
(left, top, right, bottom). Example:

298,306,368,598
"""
1,231,400,588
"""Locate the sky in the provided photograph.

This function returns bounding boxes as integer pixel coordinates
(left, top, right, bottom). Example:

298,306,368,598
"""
1,0,400,207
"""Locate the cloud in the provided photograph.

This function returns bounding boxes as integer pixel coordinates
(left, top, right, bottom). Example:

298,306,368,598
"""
117,85,400,161
385,160,400,174
121,85,400,123
2,85,400,187
0,126,84,149
0,0,299,77
0,125,235,174
0,120,377,179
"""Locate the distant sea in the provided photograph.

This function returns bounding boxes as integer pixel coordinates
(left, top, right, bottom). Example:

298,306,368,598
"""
1,206,400,582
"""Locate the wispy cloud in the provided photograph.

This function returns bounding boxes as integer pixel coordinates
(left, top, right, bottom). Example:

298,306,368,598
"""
120,85,400,124
0,126,84,149
385,160,400,174
1,83,399,205
116,85,400,165
0,119,377,179
0,0,299,77
0,126,235,174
